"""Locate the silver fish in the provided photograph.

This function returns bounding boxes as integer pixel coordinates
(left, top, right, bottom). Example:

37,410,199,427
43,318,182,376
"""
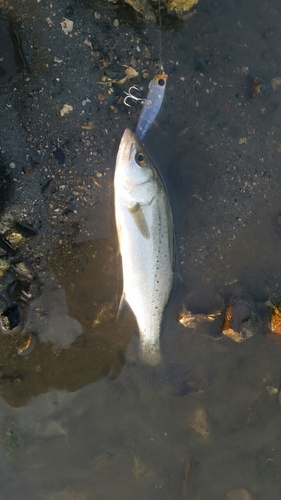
114,128,174,365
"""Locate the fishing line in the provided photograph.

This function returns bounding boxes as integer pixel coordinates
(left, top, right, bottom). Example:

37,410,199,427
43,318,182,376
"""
158,0,164,73
123,0,168,140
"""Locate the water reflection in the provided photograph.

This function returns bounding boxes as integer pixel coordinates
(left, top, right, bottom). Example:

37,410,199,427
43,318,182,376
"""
26,280,83,348
0,238,132,407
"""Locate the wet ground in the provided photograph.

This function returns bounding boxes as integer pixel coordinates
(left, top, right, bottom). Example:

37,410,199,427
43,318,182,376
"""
1,0,281,498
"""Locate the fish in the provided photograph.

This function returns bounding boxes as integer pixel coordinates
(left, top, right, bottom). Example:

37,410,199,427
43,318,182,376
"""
135,73,168,141
114,128,174,365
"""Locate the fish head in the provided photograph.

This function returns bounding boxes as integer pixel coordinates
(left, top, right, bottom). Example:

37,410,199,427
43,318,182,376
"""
115,129,157,204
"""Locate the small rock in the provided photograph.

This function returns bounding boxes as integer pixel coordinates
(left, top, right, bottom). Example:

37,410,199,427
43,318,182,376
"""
53,147,66,165
81,121,93,130
60,104,73,116
238,137,247,144
266,385,278,396
45,17,53,27
189,406,210,438
221,296,258,342
60,19,73,35
164,0,198,14
267,300,281,335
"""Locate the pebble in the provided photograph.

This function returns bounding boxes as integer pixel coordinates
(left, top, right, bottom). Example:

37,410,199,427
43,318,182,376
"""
53,147,66,165
189,406,210,438
82,98,91,106
60,19,73,35
221,296,257,343
60,104,73,116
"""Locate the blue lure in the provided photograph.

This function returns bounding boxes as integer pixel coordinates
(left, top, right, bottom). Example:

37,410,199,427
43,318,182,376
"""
124,73,168,141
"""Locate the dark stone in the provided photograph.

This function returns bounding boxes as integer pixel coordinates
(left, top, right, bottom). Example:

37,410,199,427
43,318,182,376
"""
53,148,66,165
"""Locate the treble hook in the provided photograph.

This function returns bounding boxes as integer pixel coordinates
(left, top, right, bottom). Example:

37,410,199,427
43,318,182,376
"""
124,86,144,107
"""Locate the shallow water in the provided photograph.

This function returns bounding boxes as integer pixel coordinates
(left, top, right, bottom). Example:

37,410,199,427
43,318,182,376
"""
1,0,281,498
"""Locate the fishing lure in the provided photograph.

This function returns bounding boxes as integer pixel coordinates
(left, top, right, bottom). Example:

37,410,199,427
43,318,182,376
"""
124,86,144,107
135,73,168,141
124,73,168,141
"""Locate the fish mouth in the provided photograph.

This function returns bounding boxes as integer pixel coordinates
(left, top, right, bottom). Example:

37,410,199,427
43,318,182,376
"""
118,128,138,162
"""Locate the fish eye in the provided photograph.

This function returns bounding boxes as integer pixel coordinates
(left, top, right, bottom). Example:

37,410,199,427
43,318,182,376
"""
158,78,165,86
135,152,147,166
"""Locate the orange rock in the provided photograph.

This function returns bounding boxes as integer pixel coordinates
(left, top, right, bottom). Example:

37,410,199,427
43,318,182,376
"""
221,297,257,342
268,300,281,334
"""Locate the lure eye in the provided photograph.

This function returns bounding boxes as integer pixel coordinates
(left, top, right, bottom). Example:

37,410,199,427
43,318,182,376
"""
135,152,147,166
158,78,165,86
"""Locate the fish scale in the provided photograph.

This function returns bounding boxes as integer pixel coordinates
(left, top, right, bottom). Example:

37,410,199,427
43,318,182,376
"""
114,128,174,365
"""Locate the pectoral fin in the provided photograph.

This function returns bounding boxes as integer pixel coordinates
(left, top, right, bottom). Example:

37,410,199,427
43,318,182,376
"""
129,203,150,239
